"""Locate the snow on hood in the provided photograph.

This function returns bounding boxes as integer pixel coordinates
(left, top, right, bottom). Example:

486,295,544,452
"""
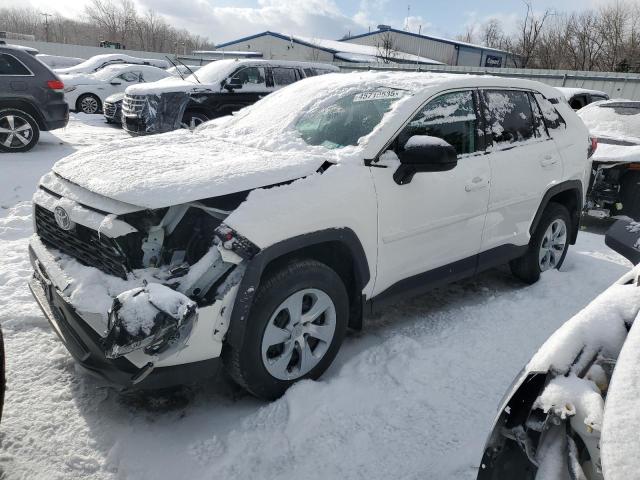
125,76,213,95
578,99,640,145
51,129,327,209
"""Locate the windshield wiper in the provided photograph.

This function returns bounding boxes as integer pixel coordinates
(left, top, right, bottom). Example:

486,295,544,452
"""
165,56,185,80
174,57,201,84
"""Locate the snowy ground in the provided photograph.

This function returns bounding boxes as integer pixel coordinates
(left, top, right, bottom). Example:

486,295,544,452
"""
0,115,631,480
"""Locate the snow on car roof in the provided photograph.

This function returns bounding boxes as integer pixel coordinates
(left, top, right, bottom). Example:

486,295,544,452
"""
555,87,608,101
578,99,640,144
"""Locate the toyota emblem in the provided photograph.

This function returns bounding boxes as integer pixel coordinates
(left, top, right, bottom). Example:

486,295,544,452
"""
54,206,74,231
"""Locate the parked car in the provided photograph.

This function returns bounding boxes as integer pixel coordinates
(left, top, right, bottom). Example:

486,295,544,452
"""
103,93,124,124
28,73,590,399
61,64,173,114
0,44,68,153
556,87,609,110
580,99,640,219
54,53,170,75
121,59,339,135
477,219,640,480
167,64,201,77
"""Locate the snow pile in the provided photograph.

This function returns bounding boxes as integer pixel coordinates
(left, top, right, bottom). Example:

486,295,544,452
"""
534,374,604,427
115,283,195,336
528,269,640,373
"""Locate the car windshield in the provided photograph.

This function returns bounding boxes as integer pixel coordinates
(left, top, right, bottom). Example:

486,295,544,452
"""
92,67,126,81
294,88,407,149
187,60,236,84
579,102,640,142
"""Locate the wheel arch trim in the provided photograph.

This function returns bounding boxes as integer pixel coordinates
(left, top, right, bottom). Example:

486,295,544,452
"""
530,180,583,244
225,227,370,349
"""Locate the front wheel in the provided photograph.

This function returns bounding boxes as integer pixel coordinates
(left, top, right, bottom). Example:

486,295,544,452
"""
223,259,349,400
510,202,571,284
77,94,101,114
0,108,40,153
180,111,209,130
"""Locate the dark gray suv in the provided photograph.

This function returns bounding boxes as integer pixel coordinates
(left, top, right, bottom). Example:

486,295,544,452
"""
0,44,69,152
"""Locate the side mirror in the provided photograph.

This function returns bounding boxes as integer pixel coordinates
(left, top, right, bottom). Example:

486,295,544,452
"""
605,219,640,265
393,135,458,185
224,77,243,91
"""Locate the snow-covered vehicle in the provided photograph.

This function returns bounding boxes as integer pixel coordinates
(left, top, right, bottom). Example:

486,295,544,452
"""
0,324,4,423
29,72,590,399
477,219,640,480
54,54,170,75
121,59,339,135
580,100,640,219
556,87,609,110
103,93,124,124
61,64,172,114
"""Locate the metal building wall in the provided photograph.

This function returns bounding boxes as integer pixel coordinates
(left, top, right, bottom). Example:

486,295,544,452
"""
342,31,457,65
8,40,171,61
217,36,335,63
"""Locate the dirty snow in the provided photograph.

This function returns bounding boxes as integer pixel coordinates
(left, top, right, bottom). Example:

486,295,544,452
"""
0,114,634,480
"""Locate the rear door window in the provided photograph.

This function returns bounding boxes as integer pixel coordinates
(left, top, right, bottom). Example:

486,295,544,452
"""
0,54,30,75
272,67,298,87
533,93,566,131
484,90,535,146
398,90,479,155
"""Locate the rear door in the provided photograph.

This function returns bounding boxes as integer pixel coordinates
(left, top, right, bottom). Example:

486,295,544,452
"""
0,52,31,95
480,89,562,252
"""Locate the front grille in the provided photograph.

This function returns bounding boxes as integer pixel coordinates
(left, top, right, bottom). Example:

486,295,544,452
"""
35,205,128,279
103,102,117,118
122,94,146,116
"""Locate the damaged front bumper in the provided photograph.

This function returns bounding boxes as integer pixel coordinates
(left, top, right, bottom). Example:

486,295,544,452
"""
28,234,245,390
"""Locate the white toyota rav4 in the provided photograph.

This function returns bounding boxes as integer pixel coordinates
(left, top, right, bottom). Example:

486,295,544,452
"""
29,72,591,399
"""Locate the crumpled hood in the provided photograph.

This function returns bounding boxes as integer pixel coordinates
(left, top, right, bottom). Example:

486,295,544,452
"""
51,129,327,209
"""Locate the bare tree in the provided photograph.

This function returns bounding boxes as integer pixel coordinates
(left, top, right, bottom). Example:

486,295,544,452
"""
376,31,397,63
515,1,553,67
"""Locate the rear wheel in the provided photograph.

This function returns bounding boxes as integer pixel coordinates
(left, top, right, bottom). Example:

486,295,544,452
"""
180,111,209,130
510,202,571,284
619,171,640,220
0,108,40,153
77,94,101,114
223,259,349,400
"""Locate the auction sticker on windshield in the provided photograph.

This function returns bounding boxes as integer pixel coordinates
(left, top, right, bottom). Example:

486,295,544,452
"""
353,90,402,102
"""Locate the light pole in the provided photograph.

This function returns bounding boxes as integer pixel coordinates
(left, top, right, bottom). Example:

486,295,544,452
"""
41,12,53,42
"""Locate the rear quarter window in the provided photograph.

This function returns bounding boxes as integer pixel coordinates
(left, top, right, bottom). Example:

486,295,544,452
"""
533,93,566,131
0,53,31,75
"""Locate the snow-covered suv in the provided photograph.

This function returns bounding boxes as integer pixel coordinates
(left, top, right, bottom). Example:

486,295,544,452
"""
28,72,591,399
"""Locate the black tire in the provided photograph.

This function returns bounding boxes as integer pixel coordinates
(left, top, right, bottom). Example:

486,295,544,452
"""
223,259,349,400
0,108,40,153
510,202,571,284
181,111,209,129
620,171,640,220
76,93,102,114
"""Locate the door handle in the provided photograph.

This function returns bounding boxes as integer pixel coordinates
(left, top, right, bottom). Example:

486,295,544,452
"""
465,176,489,192
540,155,558,167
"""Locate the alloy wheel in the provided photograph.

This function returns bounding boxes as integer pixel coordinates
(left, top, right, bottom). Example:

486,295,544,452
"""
0,114,34,149
261,288,337,381
80,96,99,114
539,218,567,271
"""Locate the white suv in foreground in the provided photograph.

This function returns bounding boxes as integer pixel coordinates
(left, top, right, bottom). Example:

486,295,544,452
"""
29,72,591,399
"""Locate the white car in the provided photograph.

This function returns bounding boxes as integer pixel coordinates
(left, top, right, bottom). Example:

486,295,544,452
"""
61,64,173,114
28,72,590,399
579,99,640,219
54,53,170,75
478,219,640,480
556,87,609,110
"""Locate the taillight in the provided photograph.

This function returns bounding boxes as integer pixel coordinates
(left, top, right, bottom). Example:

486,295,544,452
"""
46,80,65,92
588,136,598,158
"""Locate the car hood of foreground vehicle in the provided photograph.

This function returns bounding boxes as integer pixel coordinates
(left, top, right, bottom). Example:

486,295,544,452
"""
51,130,328,209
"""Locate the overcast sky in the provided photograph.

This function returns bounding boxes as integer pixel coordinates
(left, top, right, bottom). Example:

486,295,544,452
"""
5,0,614,44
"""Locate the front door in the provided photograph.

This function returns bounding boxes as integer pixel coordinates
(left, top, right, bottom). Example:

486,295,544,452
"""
372,89,491,296
215,66,271,116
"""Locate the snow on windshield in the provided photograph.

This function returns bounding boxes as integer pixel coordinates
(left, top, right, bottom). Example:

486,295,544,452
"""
294,88,407,149
579,102,640,142
187,60,237,84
